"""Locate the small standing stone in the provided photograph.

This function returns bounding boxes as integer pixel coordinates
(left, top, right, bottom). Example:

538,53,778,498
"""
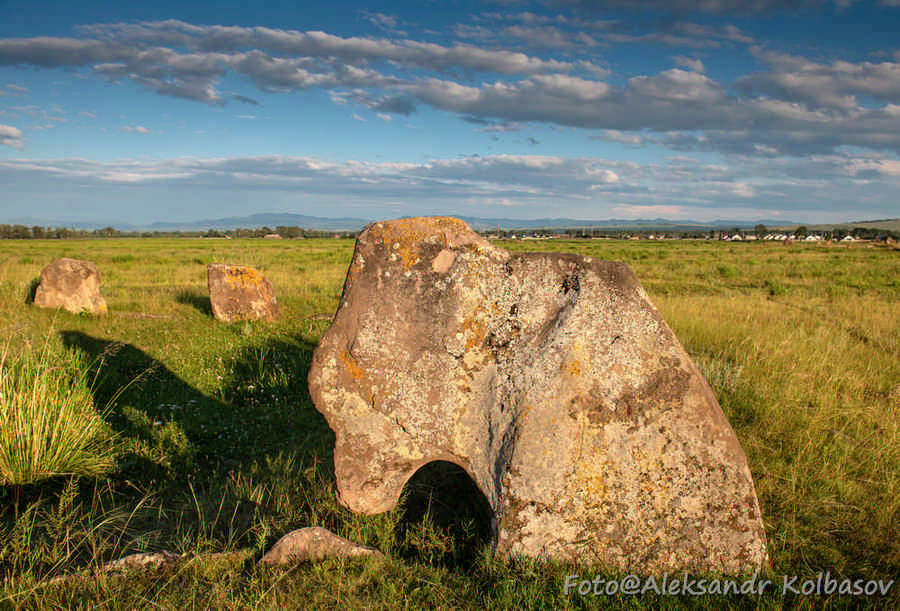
207,263,280,323
33,258,108,315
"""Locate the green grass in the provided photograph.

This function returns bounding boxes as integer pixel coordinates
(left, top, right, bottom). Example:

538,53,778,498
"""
0,332,115,486
0,236,898,609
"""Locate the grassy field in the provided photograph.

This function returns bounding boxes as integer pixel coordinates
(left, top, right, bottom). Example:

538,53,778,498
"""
0,236,898,609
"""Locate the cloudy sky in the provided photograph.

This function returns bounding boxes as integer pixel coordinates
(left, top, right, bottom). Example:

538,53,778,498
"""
2,0,900,226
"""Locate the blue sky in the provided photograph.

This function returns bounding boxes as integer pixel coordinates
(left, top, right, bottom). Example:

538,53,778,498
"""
2,0,900,226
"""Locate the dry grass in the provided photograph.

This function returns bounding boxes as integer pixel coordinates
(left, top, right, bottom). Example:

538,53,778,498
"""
0,236,897,609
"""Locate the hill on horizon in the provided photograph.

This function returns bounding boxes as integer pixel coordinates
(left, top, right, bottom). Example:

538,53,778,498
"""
0,212,816,233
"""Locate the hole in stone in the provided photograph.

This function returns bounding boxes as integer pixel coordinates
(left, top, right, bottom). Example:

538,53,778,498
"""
396,460,494,568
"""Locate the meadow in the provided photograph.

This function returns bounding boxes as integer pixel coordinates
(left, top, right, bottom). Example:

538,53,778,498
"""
0,235,898,609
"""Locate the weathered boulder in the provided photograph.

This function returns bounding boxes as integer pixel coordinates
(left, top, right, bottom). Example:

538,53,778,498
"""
33,258,107,315
309,216,768,574
258,527,384,567
207,264,280,323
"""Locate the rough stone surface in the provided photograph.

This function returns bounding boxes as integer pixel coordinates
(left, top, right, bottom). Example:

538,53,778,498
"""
33,258,108,315
308,216,769,574
207,263,280,323
258,527,384,567
101,551,182,575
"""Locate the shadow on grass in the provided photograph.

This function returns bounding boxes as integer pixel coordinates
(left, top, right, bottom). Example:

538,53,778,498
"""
0,331,345,577
58,330,334,486
24,277,39,304
175,289,212,316
55,330,498,571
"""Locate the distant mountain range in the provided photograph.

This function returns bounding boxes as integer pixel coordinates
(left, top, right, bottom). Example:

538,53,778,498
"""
3,212,806,232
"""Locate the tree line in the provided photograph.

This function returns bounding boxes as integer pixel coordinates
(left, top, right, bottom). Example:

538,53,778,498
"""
2,223,895,241
0,225,359,239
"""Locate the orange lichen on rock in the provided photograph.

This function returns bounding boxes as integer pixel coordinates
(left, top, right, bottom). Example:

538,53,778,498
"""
223,266,265,288
340,350,367,382
366,217,474,271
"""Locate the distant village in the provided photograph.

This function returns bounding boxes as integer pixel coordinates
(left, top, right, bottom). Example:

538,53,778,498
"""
479,224,897,244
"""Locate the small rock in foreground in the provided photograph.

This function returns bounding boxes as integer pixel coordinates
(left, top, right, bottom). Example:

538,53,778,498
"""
258,527,384,567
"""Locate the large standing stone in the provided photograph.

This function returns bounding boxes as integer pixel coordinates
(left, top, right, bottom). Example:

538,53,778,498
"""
207,264,280,323
308,217,769,574
33,258,108,315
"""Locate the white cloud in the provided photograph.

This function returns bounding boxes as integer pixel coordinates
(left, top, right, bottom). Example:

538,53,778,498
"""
119,125,150,133
673,56,705,72
360,11,407,37
612,204,684,217
590,130,648,145
8,105,40,115
3,19,900,159
69,20,576,74
1,152,898,222
737,49,900,111
467,12,754,50
844,158,900,176
544,0,857,15
0,124,25,149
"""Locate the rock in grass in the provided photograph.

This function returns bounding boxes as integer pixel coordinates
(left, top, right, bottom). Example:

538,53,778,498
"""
308,216,769,574
100,550,183,575
33,258,108,315
258,527,384,567
207,263,280,323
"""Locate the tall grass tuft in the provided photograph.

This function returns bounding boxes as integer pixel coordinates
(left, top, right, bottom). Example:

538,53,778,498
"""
0,337,115,486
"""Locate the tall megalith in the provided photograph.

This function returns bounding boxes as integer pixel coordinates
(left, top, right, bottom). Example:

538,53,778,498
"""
308,217,768,574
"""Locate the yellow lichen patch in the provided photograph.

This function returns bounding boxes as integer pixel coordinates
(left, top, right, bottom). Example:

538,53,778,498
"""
338,350,376,406
340,350,367,382
460,313,489,351
224,266,263,288
569,451,613,506
561,343,590,395
367,217,470,271
562,357,582,379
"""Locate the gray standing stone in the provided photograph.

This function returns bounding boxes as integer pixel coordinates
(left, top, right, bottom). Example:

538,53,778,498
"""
33,258,108,315
308,216,769,574
207,263,280,323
